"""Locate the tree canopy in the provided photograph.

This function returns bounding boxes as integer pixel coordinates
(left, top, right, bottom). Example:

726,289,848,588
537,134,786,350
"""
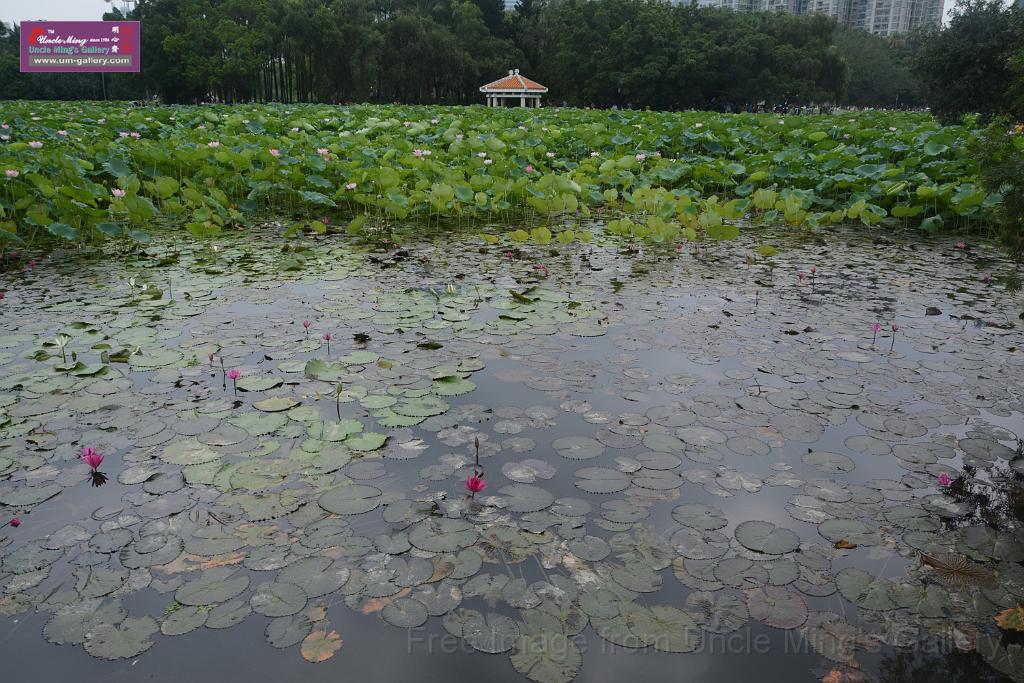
1,0,848,107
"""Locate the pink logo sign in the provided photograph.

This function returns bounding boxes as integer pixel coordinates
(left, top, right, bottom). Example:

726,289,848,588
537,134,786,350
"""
20,21,140,73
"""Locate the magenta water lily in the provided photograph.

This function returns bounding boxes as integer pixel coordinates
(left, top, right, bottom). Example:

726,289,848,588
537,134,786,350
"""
81,447,104,471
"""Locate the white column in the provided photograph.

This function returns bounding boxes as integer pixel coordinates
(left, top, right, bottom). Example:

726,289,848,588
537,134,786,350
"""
521,95,526,107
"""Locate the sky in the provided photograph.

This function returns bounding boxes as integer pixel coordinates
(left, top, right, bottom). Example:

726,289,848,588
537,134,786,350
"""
1,0,955,28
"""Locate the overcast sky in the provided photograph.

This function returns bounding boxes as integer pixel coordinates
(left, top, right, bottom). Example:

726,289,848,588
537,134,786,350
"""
1,0,954,29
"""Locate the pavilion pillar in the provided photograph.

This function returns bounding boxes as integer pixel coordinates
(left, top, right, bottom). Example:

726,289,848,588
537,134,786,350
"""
521,95,526,107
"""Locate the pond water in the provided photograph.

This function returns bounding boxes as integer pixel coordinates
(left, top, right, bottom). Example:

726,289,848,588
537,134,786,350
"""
1,225,1023,683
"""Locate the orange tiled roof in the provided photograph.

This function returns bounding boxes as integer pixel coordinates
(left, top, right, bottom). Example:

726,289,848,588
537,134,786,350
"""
480,70,547,92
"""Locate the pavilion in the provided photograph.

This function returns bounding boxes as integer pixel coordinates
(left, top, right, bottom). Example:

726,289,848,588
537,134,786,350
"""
480,69,548,108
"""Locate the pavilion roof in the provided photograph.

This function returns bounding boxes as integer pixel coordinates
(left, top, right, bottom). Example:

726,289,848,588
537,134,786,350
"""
480,69,548,93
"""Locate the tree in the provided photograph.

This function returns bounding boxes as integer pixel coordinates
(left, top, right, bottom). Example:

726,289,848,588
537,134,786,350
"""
914,0,1022,123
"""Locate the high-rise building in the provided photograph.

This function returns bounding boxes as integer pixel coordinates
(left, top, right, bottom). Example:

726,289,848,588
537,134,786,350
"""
692,0,942,35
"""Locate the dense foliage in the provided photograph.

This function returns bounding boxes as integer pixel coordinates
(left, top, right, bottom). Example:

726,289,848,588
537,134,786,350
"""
0,102,1001,251
0,0,850,107
973,120,1024,260
913,0,1024,124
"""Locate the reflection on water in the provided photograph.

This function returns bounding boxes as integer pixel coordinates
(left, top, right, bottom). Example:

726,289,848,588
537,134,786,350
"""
0,223,1022,683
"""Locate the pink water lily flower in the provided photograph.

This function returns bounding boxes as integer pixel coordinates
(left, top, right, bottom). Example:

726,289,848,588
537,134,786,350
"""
112,188,126,198
28,141,43,148
81,447,104,471
269,148,281,157
9,518,20,527
798,271,805,283
503,250,514,260
227,368,240,394
303,319,311,330
937,472,952,487
466,473,486,495
323,332,332,355
0,291,5,300
956,241,966,250
871,322,882,346
4,169,17,178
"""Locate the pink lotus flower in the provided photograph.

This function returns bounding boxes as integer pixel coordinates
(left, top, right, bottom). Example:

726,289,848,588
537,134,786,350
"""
28,141,43,148
57,130,68,136
455,134,464,140
119,131,130,137
412,148,430,157
503,250,514,260
477,152,487,158
9,518,20,527
207,141,220,148
346,182,357,190
982,273,991,284
130,132,141,138
635,153,646,161
937,472,952,487
798,271,804,283
4,169,17,178
269,148,280,157
546,152,555,158
227,368,240,395
112,188,126,198
291,127,299,132
81,447,104,471
0,123,8,129
466,473,486,494
524,164,534,174
956,241,966,250
317,147,329,155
